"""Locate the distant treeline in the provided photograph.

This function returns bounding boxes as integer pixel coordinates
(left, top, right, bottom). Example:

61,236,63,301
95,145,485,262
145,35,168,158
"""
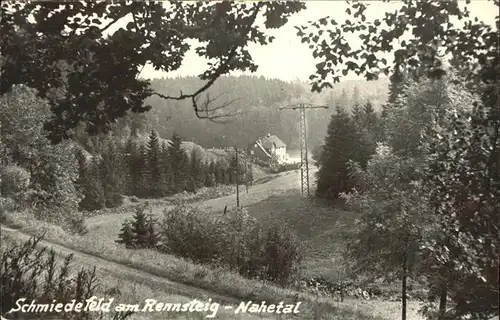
124,75,389,151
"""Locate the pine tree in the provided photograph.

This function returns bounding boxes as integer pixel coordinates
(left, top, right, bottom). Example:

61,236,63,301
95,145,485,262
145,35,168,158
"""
189,148,204,190
130,206,149,248
351,85,361,107
116,220,134,248
351,102,363,124
168,133,189,193
135,144,149,198
123,137,137,196
161,142,173,195
316,106,367,198
147,130,164,197
383,64,408,119
100,140,124,207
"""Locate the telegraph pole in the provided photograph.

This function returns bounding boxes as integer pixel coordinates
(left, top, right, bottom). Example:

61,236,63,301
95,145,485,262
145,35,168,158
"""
279,103,329,197
235,146,240,207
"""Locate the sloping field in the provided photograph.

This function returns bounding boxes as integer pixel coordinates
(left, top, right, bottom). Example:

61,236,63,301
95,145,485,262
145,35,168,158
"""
0,227,272,320
84,167,296,245
3,164,425,320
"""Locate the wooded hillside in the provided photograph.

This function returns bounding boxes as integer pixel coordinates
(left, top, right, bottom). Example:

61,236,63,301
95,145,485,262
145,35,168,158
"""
142,76,389,150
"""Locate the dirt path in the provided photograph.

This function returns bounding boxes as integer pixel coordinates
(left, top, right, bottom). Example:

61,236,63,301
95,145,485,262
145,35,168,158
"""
84,167,315,243
0,226,276,320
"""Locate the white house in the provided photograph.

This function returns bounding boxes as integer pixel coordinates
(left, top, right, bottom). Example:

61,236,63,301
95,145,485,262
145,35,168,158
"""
251,134,288,164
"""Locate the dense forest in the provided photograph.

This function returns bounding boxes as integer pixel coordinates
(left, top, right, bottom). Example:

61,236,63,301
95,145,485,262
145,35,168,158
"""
139,76,389,151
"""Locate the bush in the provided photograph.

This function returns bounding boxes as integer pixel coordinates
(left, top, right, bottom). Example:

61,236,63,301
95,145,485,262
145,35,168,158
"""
160,205,229,265
261,224,303,286
159,206,303,285
0,165,30,197
0,235,132,320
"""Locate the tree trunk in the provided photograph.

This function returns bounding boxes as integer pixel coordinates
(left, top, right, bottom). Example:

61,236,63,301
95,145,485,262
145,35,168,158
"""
438,282,448,320
402,246,408,320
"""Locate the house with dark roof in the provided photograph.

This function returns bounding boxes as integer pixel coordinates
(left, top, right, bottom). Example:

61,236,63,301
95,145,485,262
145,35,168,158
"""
250,133,288,164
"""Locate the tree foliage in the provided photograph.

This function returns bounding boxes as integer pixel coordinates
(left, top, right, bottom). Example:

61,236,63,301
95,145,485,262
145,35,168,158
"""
423,101,499,319
315,105,375,198
1,1,305,142
296,0,498,91
311,2,499,313
0,85,81,218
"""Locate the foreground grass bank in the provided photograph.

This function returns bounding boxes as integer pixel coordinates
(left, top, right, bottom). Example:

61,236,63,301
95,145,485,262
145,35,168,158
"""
2,211,393,320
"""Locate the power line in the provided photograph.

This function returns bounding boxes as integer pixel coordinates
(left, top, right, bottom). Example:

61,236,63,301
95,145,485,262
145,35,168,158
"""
279,103,329,197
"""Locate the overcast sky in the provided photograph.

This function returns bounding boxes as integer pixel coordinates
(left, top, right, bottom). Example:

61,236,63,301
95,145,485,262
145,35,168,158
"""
135,0,498,82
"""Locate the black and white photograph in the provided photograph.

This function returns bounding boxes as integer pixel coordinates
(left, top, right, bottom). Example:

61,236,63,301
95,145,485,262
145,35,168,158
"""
0,1,498,319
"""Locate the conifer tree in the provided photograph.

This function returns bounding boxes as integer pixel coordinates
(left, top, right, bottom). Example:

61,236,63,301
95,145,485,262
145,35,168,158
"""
116,220,134,248
123,137,137,196
100,140,124,207
189,148,204,190
130,206,149,247
351,102,363,124
160,142,172,194
316,106,367,198
147,130,164,197
351,86,361,108
168,133,189,193
135,144,149,198
383,65,409,119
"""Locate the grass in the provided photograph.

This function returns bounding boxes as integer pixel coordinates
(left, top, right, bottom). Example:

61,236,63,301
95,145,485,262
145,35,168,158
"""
2,211,399,320
0,233,269,320
1,166,426,319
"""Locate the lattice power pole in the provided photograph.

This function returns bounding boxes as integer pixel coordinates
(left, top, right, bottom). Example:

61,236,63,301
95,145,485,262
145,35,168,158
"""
279,103,329,197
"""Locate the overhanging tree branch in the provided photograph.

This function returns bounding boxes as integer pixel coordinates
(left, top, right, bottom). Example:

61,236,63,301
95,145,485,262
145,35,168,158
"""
151,2,264,120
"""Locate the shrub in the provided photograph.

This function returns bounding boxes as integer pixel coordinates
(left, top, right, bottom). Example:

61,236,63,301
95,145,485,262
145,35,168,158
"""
0,235,132,320
0,165,30,197
261,223,304,286
160,205,229,265
159,206,303,285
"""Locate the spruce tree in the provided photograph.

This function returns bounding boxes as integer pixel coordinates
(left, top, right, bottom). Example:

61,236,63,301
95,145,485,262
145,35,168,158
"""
100,140,124,207
123,137,137,196
383,64,408,119
130,206,149,248
189,148,204,190
160,142,172,195
351,102,363,124
135,144,149,198
116,220,134,248
316,106,367,198
147,130,164,197
168,133,189,193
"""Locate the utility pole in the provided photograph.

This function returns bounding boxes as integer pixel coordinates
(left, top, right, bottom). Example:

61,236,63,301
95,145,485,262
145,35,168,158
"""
279,103,329,197
245,149,249,194
235,146,240,207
